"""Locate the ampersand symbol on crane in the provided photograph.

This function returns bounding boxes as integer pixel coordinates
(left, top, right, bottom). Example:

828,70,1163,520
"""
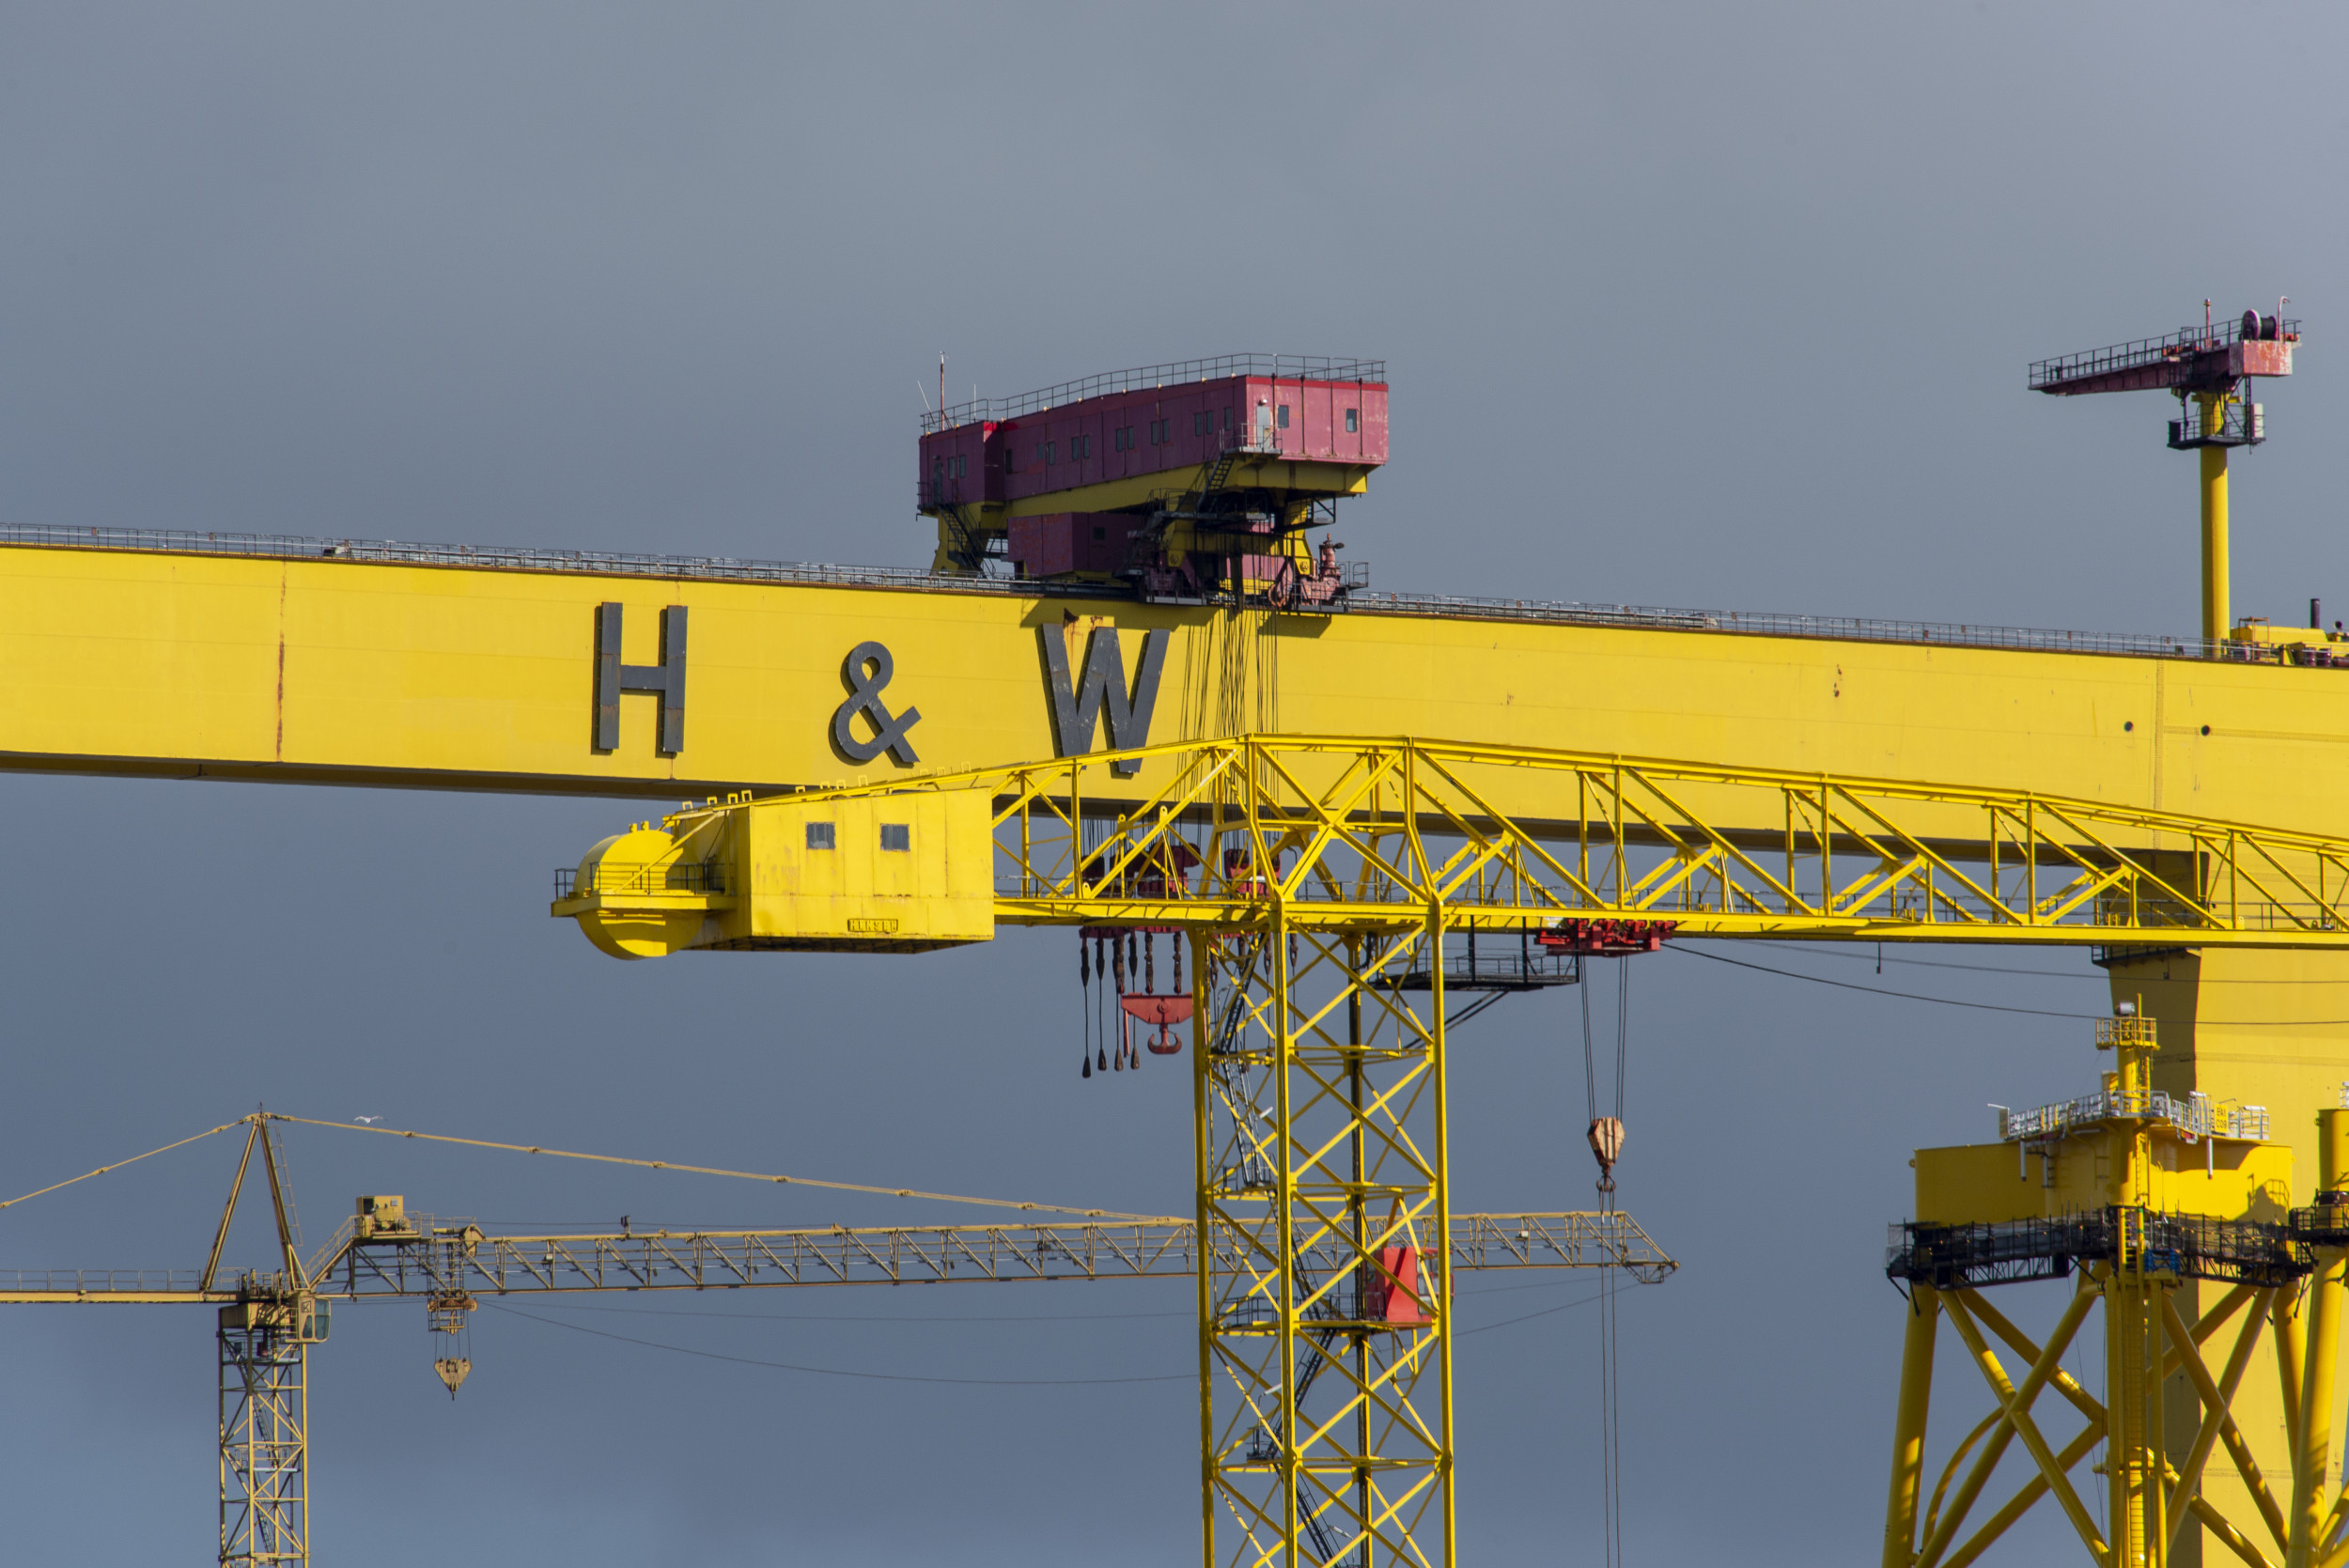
832,642,922,766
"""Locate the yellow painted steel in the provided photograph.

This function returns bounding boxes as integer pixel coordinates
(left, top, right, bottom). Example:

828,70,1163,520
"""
13,539,2349,846
23,533,2349,1562
553,738,2349,1568
1885,1283,1942,1568
553,735,2349,955
2201,402,2232,644
2293,1114,2349,1568
1885,1017,2349,1568
557,739,2349,1568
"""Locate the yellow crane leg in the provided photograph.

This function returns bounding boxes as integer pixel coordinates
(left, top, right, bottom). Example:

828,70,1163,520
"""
1883,1283,1940,1568
2292,1112,2349,1567
2201,404,2231,644
2113,949,2349,1562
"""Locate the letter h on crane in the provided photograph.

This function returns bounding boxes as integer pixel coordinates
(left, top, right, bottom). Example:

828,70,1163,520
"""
593,603,687,755
1040,626,1167,777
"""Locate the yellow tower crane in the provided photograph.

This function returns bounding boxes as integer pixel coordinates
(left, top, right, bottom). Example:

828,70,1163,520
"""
1,1110,1671,1568
551,731,2349,1567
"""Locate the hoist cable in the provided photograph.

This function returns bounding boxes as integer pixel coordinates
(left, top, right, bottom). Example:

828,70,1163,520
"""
1605,958,1628,1568
1579,969,1599,1128
1614,957,1628,1126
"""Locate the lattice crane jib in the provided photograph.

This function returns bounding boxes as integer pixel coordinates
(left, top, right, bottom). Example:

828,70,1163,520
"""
3,1105,1670,1568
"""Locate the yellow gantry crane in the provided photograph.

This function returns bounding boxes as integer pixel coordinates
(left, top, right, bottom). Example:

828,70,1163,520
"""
0,1111,1668,1568
0,326,2337,1566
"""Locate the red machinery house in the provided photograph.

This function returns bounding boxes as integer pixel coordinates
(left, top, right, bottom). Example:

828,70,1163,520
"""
917,359,1390,515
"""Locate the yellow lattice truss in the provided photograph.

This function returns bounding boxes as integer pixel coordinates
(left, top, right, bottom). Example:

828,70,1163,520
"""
561,735,2349,954
550,733,2349,1567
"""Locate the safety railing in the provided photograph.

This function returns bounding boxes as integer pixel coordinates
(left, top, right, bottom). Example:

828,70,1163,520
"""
1888,1209,2307,1288
2030,318,2300,390
554,860,730,900
1998,1090,2270,1143
15,520,2341,666
923,355,1387,433
0,1268,210,1294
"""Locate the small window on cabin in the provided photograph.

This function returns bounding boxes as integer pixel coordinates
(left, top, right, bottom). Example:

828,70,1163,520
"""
1092,526,1106,540
1042,442,1055,465
1192,411,1206,436
1345,408,1359,434
1223,407,1233,428
805,822,835,850
931,458,943,481
956,455,967,477
879,823,910,852
1277,404,1290,428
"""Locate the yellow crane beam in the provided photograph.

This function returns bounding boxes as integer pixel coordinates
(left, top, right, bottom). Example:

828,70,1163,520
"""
5,530,2347,845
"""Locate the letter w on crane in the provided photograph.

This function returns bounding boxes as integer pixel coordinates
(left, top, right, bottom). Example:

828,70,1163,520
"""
1039,626,1168,777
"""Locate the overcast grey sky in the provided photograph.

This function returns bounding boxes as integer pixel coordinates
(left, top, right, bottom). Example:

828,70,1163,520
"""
0,5,2342,1564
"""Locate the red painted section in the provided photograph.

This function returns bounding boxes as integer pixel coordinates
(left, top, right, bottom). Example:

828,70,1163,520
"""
920,374,1388,510
1006,513,1142,577
918,420,1005,508
1369,1246,1423,1323
1538,919,1678,955
2234,340,2295,378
